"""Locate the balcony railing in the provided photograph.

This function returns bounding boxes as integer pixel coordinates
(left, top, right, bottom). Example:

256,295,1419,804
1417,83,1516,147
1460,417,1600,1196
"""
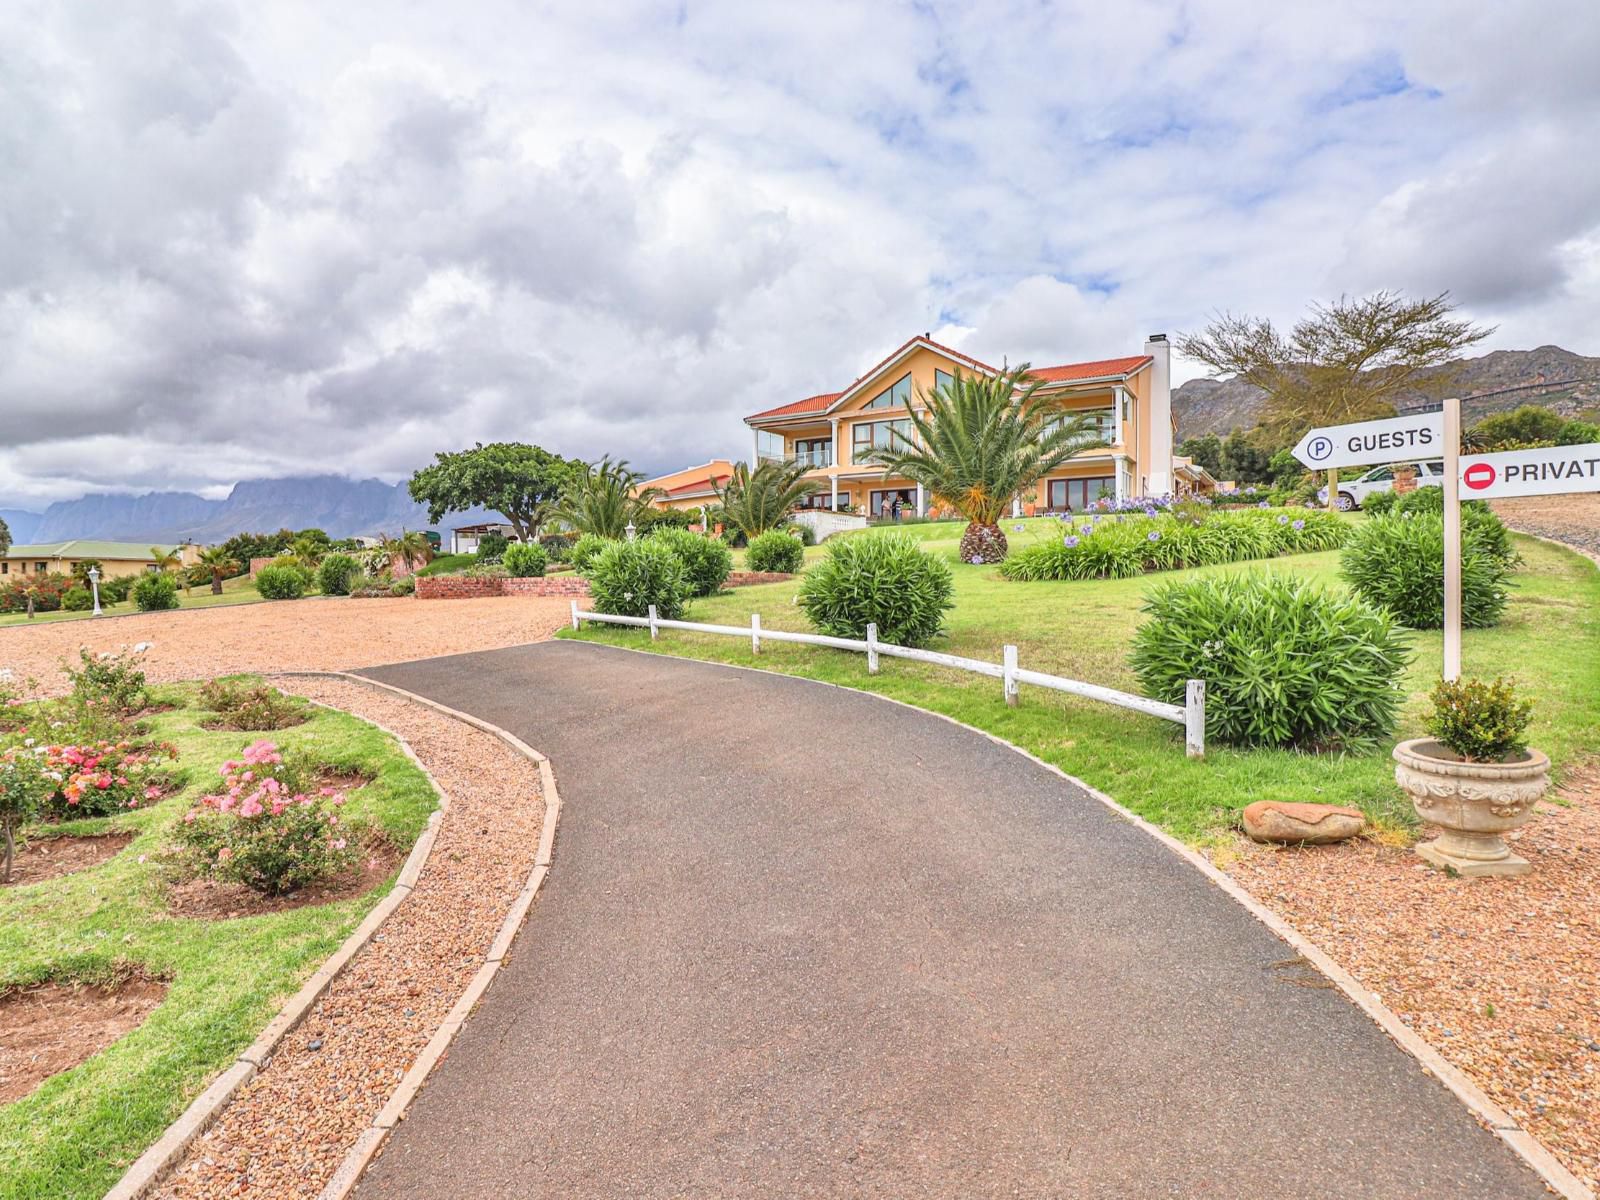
759,448,834,469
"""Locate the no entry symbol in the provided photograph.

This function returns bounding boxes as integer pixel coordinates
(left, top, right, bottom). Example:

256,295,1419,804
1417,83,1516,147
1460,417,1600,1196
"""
1463,462,1497,491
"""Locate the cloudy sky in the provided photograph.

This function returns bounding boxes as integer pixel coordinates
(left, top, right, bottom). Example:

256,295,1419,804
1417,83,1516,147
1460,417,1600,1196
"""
3,0,1598,509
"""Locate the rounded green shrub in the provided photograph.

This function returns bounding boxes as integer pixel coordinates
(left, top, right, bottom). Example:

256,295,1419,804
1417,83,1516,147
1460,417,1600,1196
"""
132,572,181,612
746,530,805,574
502,542,548,577
100,575,134,604
61,585,94,612
254,564,309,601
797,532,954,648
651,528,733,597
1130,571,1410,751
476,531,509,562
1340,512,1510,629
589,539,690,620
317,553,360,596
570,533,616,576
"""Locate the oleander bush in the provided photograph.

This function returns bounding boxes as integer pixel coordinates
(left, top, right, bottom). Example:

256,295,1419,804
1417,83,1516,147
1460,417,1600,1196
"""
1424,676,1535,763
316,553,360,596
502,541,548,577
0,572,74,613
132,571,181,612
1130,571,1410,751
651,527,733,597
746,529,805,574
588,538,691,620
570,533,616,576
797,532,954,648
1001,507,1348,582
1340,512,1510,629
253,564,310,601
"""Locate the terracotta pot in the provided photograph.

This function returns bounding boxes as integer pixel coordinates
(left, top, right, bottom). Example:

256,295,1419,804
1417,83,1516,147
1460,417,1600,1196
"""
1392,738,1549,877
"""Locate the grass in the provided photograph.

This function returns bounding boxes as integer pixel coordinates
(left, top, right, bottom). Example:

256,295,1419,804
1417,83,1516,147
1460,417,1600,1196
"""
0,679,437,1200
0,574,270,628
415,553,478,576
579,521,1600,847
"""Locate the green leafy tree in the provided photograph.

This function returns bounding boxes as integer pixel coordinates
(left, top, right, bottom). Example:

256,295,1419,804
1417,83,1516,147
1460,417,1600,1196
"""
712,460,821,540
0,515,10,556
1177,434,1223,476
559,457,664,539
1220,429,1274,484
1468,405,1600,450
860,365,1107,563
197,546,242,595
410,442,582,542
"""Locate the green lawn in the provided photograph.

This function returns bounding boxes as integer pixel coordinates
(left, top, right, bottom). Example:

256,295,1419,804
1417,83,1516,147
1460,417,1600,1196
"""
0,574,270,628
0,681,437,1200
575,524,1600,846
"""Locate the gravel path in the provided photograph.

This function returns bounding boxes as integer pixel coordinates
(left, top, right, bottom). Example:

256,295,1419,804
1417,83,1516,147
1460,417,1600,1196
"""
150,677,545,1200
1494,494,1600,563
0,596,572,692
1227,766,1600,1193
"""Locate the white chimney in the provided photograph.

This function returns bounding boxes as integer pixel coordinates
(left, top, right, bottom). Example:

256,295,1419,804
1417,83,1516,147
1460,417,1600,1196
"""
1144,333,1173,496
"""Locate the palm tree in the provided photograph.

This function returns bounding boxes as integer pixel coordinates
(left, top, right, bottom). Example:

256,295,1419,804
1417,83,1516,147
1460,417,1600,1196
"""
713,460,821,539
559,456,664,539
149,545,192,594
197,546,240,595
861,365,1107,563
382,530,433,572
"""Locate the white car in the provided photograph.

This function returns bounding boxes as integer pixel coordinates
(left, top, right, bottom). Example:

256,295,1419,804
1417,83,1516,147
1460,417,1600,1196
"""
1317,460,1446,511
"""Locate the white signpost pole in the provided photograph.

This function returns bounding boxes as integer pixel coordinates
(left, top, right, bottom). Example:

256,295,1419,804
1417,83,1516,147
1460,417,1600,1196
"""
1441,398,1462,682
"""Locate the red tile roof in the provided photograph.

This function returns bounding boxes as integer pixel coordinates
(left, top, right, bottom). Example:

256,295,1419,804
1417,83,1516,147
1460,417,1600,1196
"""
1024,355,1152,384
746,391,842,421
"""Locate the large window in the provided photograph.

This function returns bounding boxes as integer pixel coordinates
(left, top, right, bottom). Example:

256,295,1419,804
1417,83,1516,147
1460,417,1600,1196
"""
863,373,911,410
792,437,832,468
1045,407,1116,443
756,430,785,462
869,487,917,517
852,418,915,457
1047,476,1116,512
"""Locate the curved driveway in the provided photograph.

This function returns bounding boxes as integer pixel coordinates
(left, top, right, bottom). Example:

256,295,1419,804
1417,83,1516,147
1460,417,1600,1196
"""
355,640,1546,1198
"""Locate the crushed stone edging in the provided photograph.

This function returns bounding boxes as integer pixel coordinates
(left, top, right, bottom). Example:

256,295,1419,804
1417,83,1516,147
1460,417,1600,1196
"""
101,670,562,1200
566,635,1594,1200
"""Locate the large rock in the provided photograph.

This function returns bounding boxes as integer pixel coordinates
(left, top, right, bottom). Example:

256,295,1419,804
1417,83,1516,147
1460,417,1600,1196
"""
1242,801,1365,845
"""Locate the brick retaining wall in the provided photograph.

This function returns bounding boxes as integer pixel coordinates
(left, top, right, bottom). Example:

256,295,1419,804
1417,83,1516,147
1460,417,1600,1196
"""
416,574,591,600
503,576,591,597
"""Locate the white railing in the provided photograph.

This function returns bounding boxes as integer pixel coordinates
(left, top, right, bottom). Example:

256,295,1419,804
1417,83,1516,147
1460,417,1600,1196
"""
569,601,1205,757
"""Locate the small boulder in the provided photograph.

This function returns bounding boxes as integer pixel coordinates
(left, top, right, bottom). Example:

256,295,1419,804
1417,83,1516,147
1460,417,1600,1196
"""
1242,801,1365,845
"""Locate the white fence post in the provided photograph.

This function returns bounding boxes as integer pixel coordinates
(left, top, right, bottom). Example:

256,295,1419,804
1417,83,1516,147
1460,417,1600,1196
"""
648,604,659,641
570,599,579,630
1185,679,1205,759
866,623,879,674
1003,645,1019,707
751,612,761,654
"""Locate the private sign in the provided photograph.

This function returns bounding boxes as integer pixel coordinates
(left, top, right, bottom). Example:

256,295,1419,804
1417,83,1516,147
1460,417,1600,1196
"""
1457,443,1600,499
1291,412,1444,471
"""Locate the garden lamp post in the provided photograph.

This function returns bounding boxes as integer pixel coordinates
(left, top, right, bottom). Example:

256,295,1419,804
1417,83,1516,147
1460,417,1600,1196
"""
88,565,102,616
625,521,636,541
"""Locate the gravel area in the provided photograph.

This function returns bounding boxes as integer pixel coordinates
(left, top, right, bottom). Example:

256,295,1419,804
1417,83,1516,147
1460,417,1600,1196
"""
150,677,545,1200
0,596,573,693
1225,766,1600,1192
1494,494,1600,563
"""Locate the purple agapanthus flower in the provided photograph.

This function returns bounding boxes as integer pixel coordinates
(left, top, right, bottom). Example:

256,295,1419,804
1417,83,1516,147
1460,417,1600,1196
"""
1080,523,1094,534
1258,500,1270,508
1277,514,1289,525
1292,519,1305,530
1013,524,1024,532
1147,530,1161,542
1063,535,1079,548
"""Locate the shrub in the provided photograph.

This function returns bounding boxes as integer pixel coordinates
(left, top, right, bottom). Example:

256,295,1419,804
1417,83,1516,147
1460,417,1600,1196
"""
462,562,509,580
476,531,509,562
797,532,954,648
317,553,360,596
789,523,817,547
170,740,356,894
64,646,149,714
1130,571,1409,751
0,745,54,882
254,564,309,600
747,529,805,574
651,528,733,597
198,678,309,731
100,574,134,604
39,738,179,817
1340,513,1510,629
588,539,691,619
61,585,93,611
1361,489,1398,516
570,533,615,575
132,572,181,612
389,575,415,596
0,572,74,613
540,533,575,563
1424,676,1535,763
502,541,549,578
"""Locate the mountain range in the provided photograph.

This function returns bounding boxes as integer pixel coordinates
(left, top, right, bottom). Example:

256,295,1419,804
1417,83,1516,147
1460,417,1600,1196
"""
1,476,503,546
1173,345,1600,441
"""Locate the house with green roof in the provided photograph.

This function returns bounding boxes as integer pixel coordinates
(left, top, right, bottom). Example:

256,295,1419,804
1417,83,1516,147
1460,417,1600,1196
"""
0,540,200,582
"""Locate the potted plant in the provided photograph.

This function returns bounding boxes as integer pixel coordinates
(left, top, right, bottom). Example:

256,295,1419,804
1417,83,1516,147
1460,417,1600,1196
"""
1392,676,1547,876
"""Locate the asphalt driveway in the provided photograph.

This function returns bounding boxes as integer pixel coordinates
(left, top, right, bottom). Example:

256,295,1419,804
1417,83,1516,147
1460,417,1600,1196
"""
353,640,1547,1198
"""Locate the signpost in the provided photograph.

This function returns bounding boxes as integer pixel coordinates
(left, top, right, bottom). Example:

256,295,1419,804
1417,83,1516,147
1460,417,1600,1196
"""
1457,443,1600,499
1291,412,1444,472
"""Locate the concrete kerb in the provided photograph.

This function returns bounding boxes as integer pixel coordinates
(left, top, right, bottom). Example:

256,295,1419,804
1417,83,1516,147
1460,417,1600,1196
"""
565,636,1593,1200
101,670,562,1200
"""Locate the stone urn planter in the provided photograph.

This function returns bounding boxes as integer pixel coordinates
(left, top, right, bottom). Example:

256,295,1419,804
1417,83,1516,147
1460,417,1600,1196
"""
1392,738,1550,876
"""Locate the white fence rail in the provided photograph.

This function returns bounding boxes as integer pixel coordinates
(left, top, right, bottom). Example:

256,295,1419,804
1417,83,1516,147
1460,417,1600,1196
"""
570,601,1206,757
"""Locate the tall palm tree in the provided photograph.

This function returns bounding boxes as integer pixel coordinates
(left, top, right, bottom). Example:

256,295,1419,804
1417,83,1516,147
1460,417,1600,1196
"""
382,530,433,572
559,456,664,539
713,460,821,539
861,365,1107,563
149,545,192,594
196,546,241,595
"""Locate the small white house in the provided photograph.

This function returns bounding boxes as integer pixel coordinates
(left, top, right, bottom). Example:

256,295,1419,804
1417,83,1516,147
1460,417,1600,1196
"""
450,522,520,555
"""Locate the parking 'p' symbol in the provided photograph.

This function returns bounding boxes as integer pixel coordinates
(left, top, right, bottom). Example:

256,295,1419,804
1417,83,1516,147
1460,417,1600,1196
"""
1307,436,1333,462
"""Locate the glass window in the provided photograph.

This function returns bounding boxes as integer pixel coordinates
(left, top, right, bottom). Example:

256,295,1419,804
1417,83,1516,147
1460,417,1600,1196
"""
1423,460,1444,475
864,373,911,410
792,438,832,468
756,430,785,461
852,418,915,455
1044,407,1116,442
1364,466,1394,482
1046,477,1116,512
934,368,954,395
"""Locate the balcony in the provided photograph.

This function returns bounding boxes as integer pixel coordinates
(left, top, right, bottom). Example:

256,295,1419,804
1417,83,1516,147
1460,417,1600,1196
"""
759,447,834,469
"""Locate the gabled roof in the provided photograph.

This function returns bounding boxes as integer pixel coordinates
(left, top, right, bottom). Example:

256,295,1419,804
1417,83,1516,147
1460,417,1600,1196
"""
745,392,842,421
1024,355,1152,384
5,540,183,561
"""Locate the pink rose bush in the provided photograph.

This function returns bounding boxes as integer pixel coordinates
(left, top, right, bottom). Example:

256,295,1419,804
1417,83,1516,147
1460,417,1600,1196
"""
39,738,179,817
171,740,356,894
